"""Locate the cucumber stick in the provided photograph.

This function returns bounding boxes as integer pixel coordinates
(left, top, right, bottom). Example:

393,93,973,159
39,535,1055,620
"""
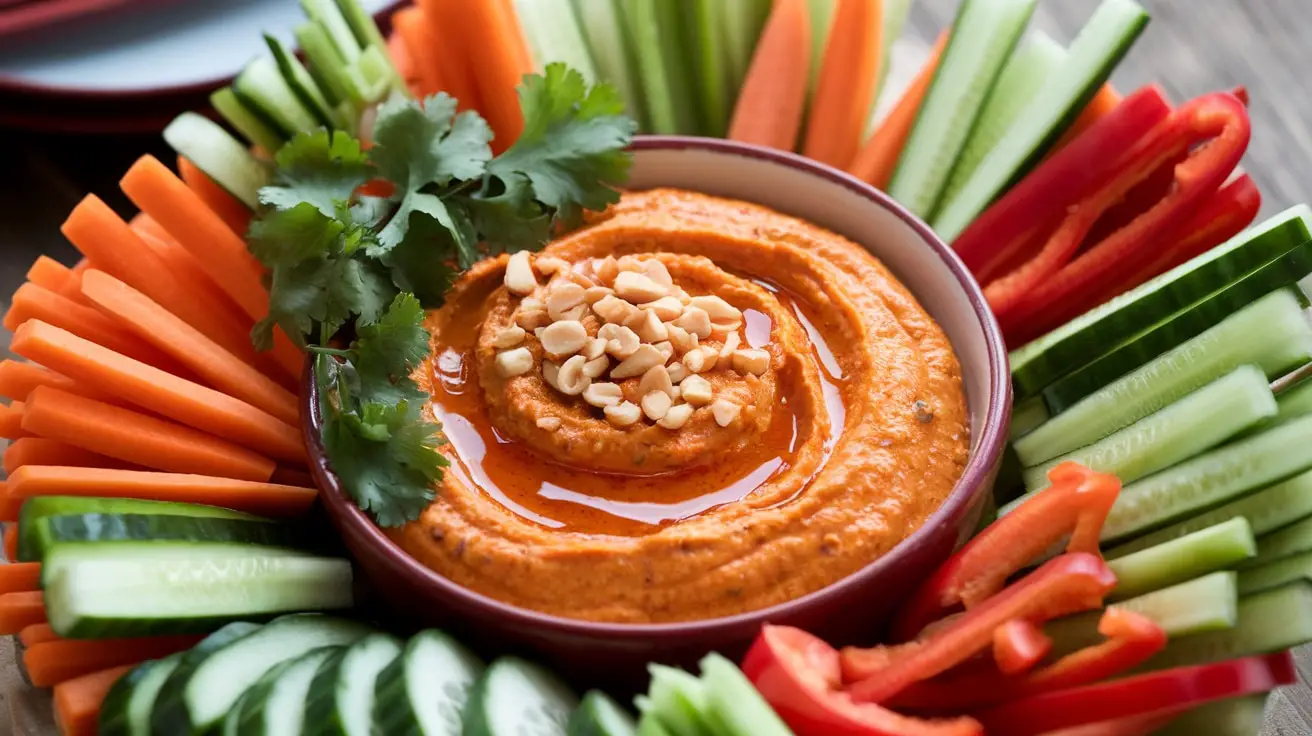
1250,514,1312,568
229,647,340,736
806,0,836,93
699,653,792,736
99,653,184,736
163,113,269,209
303,633,403,735
932,0,1149,239
1117,572,1240,637
210,87,286,156
28,513,302,566
1274,374,1312,425
302,0,361,63
1015,289,1312,466
874,0,914,100
373,630,485,736
234,56,320,137
637,715,674,736
938,32,1067,211
463,657,579,736
1101,412,1312,543
887,0,1037,219
573,0,648,129
1238,550,1312,596
297,22,361,109
1018,365,1276,495
641,665,713,735
569,691,638,736
1159,695,1269,736
689,0,730,137
720,0,771,94
515,0,599,82
622,0,700,134
1107,518,1256,601
1009,395,1049,441
265,34,339,130
1145,581,1312,671
332,0,403,94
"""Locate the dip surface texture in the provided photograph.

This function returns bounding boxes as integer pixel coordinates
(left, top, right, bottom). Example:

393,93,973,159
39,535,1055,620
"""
394,189,970,623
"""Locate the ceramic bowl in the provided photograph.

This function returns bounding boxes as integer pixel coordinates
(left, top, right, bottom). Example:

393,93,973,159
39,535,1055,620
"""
305,136,1012,690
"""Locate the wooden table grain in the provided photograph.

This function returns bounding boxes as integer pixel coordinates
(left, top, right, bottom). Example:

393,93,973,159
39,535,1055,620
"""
1,1,1309,732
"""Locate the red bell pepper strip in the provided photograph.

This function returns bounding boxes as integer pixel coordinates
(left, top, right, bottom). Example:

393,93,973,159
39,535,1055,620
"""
952,85,1172,281
995,91,1251,345
844,553,1118,703
975,650,1295,736
742,625,983,736
1036,711,1181,736
1052,84,1124,153
993,619,1053,675
891,462,1121,641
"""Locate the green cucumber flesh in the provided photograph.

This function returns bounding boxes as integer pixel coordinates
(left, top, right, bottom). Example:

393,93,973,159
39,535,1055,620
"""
303,632,403,736
162,112,269,209
210,87,286,155
332,0,403,94
931,0,1150,239
1274,373,1312,424
1159,695,1269,736
636,714,674,736
1107,518,1256,601
1238,549,1312,596
689,0,729,137
148,622,263,734
302,0,361,63
887,0,1038,219
1009,395,1049,441
1043,239,1312,414
720,0,771,95
699,653,792,736
1248,514,1312,568
232,647,341,736
937,32,1068,212
233,56,321,136
805,0,835,93
1017,365,1276,496
1010,206,1312,399
515,0,600,82
572,0,649,129
568,691,638,736
641,664,713,736
296,23,358,109
621,0,695,134
98,653,184,736
153,614,372,734
43,542,353,638
1015,289,1312,466
222,657,298,736
264,34,341,130
28,512,301,567
1107,468,1312,559
652,0,702,134
462,657,578,736
1145,580,1312,671
1117,571,1240,637
353,45,400,105
373,629,484,736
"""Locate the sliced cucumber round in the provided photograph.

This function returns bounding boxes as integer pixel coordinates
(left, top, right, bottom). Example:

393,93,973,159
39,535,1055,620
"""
373,629,484,735
303,632,403,735
568,691,637,736
232,647,340,736
151,622,263,735
463,657,579,736
98,653,185,736
698,653,791,736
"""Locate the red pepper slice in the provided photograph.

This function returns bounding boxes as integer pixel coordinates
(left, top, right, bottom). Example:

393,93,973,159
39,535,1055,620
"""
891,462,1121,641
993,619,1053,675
953,85,1173,281
975,650,1296,736
1036,711,1181,736
742,625,983,736
844,552,1118,703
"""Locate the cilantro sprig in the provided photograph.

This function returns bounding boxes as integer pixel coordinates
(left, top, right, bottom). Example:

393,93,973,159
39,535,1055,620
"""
248,64,637,526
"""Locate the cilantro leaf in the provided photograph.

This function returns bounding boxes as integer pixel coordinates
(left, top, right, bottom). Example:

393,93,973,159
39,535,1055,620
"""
487,63,637,228
259,130,373,217
352,293,431,405
380,213,462,307
452,176,553,255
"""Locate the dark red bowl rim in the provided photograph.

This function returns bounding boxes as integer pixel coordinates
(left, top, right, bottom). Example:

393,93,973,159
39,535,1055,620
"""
303,134,1013,640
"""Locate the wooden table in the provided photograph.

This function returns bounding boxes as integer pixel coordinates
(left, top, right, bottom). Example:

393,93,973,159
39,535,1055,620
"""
1,0,1310,732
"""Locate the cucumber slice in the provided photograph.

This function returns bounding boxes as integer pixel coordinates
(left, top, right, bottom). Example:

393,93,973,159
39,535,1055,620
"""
303,633,403,736
210,87,286,156
333,0,403,96
222,657,299,736
1044,240,1312,414
1107,468,1312,559
639,665,713,736
1274,374,1312,425
99,653,184,736
568,691,638,736
374,629,484,735
231,647,341,736
1101,412,1312,544
689,0,729,137
1107,518,1256,601
42,542,354,638
1249,515,1312,569
515,0,599,82
302,0,361,63
937,32,1067,211
1010,207,1312,399
265,34,341,130
886,0,1037,219
1009,395,1050,441
1146,581,1312,671
17,495,258,563
234,56,321,137
1017,365,1276,496
163,112,269,209
1015,290,1312,466
1238,549,1312,596
720,0,771,94
462,657,578,736
1159,695,1269,736
621,0,699,134
931,0,1150,239
805,0,835,93
1119,572,1240,637
147,622,262,733
699,653,792,736
573,0,648,129
153,614,372,735
354,45,400,104
27,512,302,567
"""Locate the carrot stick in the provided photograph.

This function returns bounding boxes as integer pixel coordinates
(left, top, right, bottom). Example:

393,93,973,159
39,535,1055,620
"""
2,527,16,563
177,156,253,237
1054,83,1123,152
27,635,203,688
4,283,185,375
3,439,141,476
848,30,949,188
0,590,42,633
450,0,530,149
81,271,300,426
7,466,316,517
0,360,123,408
0,401,28,440
22,387,276,482
26,256,72,293
387,30,421,94
271,466,316,489
0,563,42,595
57,259,93,304
0,481,21,523
118,158,304,382
53,664,135,736
392,6,447,97
727,0,812,150
13,321,304,464
415,0,484,113
803,0,884,168
20,623,59,648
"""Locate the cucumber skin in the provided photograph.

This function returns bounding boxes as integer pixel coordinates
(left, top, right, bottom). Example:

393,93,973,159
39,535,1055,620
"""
232,647,339,736
302,633,402,736
222,658,295,736
1107,517,1256,601
568,691,639,736
98,656,178,736
1144,580,1312,671
151,622,264,736
28,513,301,565
1249,514,1312,568
462,657,578,736
1116,571,1239,638
372,630,484,736
209,87,287,156
699,653,793,736
1238,550,1312,596
1158,695,1268,736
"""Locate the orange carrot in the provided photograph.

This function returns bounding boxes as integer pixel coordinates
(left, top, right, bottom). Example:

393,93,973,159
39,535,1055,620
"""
81,271,300,426
1054,83,1123,152
392,6,447,97
0,563,42,595
728,0,813,151
450,0,530,148
3,439,140,476
387,30,421,94
13,322,304,464
271,465,316,489
0,481,21,523
57,259,93,304
0,590,41,633
2,527,16,563
118,158,304,382
803,0,884,168
53,665,134,736
4,282,185,375
27,635,203,688
6,466,316,517
20,623,59,648
26,256,72,293
22,387,276,482
0,360,122,407
177,156,253,236
416,0,484,113
0,401,28,440
849,30,949,189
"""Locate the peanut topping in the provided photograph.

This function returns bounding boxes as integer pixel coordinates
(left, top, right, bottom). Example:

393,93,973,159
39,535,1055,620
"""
711,399,742,427
604,401,642,427
582,337,608,361
492,326,526,349
594,256,620,286
556,355,591,396
680,374,713,406
658,403,693,430
505,251,538,295
717,333,741,369
540,320,588,358
546,281,586,320
732,348,770,376
637,365,675,399
535,255,569,275
583,382,623,408
612,344,665,379
632,309,669,342
673,307,713,339
613,271,668,303
536,416,562,431
496,347,534,377
643,259,674,287
582,355,610,378
593,294,640,324
641,296,684,321
601,324,641,359
641,391,672,421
